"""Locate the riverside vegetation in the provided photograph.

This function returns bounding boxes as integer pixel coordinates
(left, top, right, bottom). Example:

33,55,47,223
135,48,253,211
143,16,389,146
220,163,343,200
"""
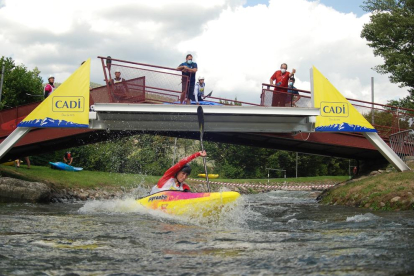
0,164,346,202
319,167,414,211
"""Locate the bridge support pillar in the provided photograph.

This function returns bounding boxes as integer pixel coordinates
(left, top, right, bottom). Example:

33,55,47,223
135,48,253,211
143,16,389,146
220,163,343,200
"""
364,132,410,172
0,127,32,161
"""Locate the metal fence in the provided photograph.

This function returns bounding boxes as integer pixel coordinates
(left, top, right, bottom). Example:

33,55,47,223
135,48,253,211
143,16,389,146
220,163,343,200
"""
389,130,414,162
98,56,187,104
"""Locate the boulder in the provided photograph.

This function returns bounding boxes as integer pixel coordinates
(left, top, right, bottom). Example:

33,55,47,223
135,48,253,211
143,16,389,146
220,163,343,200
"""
0,177,50,202
78,192,89,201
390,196,401,203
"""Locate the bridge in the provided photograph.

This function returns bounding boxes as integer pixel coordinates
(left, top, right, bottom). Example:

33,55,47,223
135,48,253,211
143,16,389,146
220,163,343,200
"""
0,57,413,171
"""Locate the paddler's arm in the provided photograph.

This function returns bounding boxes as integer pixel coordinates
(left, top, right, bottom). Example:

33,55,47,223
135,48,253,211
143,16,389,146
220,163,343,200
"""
157,151,203,188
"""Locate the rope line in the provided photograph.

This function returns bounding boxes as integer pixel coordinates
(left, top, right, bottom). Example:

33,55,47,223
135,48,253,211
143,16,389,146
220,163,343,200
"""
189,178,334,190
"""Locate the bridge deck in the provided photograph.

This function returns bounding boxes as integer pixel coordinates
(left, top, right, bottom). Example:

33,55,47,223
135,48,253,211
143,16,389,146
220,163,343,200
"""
89,104,319,133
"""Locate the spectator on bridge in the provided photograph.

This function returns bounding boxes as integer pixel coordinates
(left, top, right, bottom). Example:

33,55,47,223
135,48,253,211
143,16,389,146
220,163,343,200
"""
150,150,207,195
177,54,198,105
44,75,55,99
269,63,296,107
108,70,125,85
108,70,129,101
64,152,73,165
286,75,301,107
194,76,205,105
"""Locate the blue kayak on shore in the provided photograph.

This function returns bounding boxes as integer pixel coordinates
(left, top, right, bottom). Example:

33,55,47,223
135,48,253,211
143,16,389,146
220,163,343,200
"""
49,162,83,172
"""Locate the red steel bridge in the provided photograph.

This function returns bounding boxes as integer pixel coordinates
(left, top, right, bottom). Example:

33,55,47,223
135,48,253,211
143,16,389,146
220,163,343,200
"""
0,57,413,163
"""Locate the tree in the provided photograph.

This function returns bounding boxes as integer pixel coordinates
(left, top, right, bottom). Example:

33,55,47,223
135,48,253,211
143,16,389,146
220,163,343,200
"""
0,56,44,109
361,0,414,94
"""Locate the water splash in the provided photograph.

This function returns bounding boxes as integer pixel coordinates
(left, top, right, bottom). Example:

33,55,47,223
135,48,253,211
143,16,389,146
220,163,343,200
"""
346,213,380,222
77,194,254,230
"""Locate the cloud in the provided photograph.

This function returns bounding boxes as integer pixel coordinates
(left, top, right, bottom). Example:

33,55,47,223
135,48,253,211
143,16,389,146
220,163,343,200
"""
0,0,409,105
180,0,409,104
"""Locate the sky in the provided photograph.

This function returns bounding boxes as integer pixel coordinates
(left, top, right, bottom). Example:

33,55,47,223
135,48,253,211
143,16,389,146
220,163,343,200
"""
0,0,408,105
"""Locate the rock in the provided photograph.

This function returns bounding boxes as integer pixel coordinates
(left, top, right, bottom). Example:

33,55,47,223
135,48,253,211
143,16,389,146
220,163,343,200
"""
364,203,370,208
370,171,380,176
378,169,385,173
407,192,413,196
390,196,401,203
0,177,50,202
78,192,89,201
380,202,385,207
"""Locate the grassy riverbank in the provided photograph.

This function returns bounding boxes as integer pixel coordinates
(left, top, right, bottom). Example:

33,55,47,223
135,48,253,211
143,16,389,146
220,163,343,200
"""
0,165,347,191
0,165,158,189
319,170,414,211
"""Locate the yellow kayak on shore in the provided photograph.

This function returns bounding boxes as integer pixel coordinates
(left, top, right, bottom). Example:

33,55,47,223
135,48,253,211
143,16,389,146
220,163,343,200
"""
137,191,240,217
1,161,15,166
198,174,219,179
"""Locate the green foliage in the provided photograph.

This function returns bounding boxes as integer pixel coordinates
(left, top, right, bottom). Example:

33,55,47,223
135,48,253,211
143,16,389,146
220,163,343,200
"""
31,135,175,175
0,56,44,109
204,141,348,179
30,135,349,179
361,0,414,94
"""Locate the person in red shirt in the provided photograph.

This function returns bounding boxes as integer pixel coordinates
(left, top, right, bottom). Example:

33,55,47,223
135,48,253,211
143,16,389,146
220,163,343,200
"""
150,150,207,195
44,75,55,98
63,152,73,165
269,63,296,106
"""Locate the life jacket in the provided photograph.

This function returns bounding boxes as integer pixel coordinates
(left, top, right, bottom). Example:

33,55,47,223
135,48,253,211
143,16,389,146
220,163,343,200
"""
65,152,71,160
150,178,190,194
44,83,55,97
113,77,123,84
196,82,205,97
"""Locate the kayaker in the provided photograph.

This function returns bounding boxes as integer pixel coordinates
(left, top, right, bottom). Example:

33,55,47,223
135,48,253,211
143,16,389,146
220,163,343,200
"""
194,76,205,105
63,152,73,165
150,150,207,195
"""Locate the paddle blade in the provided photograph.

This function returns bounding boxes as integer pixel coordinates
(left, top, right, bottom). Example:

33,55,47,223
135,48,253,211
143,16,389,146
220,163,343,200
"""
205,91,213,98
197,106,204,136
106,56,112,70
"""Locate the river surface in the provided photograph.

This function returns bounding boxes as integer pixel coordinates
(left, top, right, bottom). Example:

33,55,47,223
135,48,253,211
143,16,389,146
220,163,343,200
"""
1,190,414,275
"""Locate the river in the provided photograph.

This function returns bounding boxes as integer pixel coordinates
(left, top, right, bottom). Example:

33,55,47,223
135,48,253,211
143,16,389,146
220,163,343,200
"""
1,190,414,275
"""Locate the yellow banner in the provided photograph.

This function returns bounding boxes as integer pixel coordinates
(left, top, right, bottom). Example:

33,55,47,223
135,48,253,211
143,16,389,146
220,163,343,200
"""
313,66,376,132
18,59,90,128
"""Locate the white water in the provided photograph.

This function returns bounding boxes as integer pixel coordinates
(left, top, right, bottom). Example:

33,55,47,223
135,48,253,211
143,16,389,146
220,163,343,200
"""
1,191,414,275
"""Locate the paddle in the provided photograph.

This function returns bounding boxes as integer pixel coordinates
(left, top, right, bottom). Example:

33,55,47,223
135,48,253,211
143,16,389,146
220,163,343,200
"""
106,56,112,81
203,90,213,99
197,106,210,192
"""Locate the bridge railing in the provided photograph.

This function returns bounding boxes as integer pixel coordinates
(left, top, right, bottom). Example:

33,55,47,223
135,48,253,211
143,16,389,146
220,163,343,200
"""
93,56,261,107
261,83,414,138
1,57,413,141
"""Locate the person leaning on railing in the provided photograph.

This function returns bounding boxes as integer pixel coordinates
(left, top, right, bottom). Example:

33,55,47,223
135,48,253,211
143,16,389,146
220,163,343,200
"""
269,63,296,107
177,54,198,105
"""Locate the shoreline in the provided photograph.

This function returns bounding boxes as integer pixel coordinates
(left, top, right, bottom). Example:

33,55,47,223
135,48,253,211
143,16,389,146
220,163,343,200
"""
1,165,413,211
318,169,414,211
